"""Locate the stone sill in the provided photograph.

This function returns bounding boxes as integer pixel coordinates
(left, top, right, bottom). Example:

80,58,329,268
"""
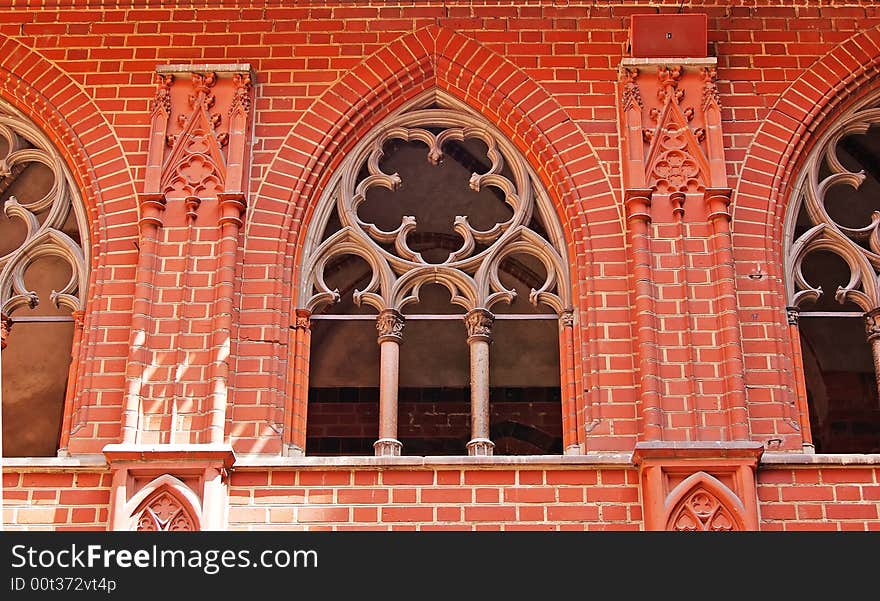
620,57,717,69
5,452,880,470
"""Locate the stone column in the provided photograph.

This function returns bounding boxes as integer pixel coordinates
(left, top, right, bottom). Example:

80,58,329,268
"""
786,307,814,452
375,309,404,456
465,308,494,456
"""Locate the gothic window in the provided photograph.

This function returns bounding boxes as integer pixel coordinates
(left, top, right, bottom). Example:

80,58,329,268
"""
786,91,880,453
299,93,573,456
0,102,89,457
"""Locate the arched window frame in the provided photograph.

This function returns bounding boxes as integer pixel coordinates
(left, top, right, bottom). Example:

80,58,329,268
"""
288,90,578,457
784,87,880,453
0,99,91,457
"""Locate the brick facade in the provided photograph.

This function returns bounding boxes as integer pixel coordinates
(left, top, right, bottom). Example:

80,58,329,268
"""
3,0,880,531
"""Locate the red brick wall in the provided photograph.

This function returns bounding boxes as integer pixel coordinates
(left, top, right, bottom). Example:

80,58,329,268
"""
0,0,868,457
758,466,880,531
228,466,642,531
2,469,111,531
2,1,880,531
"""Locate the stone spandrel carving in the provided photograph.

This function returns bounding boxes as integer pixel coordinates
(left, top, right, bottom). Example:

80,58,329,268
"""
0,103,88,318
299,94,573,320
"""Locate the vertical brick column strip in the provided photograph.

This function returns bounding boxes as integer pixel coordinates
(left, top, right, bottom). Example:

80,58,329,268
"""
210,193,247,444
375,309,405,456
706,189,749,440
122,193,166,443
57,310,86,454
559,310,580,454
625,189,663,440
785,308,814,452
284,310,312,456
465,308,495,456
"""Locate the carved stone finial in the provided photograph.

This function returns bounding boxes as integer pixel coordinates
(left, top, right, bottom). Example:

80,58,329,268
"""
865,308,880,342
701,66,721,112
786,307,800,327
376,309,405,343
657,65,684,104
189,72,217,109
152,73,174,116
229,72,253,116
465,308,494,342
620,67,643,111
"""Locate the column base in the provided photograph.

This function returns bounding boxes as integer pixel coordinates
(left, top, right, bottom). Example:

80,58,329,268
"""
373,438,402,456
467,438,495,456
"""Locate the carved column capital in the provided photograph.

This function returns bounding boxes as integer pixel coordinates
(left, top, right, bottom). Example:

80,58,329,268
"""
217,192,247,228
376,309,405,343
294,309,311,332
72,309,86,330
560,310,575,329
705,187,733,223
786,306,800,327
670,191,686,219
624,188,653,224
0,312,10,350
184,195,201,224
137,193,167,230
465,308,494,343
865,308,880,341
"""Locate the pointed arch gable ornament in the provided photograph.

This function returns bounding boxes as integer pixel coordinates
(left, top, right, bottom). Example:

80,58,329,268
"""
664,472,746,532
125,474,202,532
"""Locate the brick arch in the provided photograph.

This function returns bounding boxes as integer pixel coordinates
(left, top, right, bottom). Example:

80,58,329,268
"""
0,35,139,456
733,25,880,276
731,27,880,451
0,35,138,256
247,26,622,450
248,24,619,301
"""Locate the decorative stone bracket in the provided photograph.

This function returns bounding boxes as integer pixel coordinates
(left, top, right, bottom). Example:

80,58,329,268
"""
632,442,764,531
103,443,235,531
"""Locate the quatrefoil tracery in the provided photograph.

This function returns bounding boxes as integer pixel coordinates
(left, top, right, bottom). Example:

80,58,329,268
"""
788,103,880,312
0,105,88,317
303,104,571,316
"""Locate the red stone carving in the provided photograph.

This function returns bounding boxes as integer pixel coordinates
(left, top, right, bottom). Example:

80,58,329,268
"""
643,67,711,194
669,488,738,532
161,73,227,201
134,490,196,532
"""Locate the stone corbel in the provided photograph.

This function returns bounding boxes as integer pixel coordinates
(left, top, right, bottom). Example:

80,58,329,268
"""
632,441,764,531
103,443,235,531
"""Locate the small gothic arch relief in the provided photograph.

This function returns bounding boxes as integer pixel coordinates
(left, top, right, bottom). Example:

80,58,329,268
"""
663,472,746,532
126,474,202,532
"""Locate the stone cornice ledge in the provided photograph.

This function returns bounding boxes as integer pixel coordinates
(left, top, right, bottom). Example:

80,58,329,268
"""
759,453,880,466
3,455,107,469
232,453,635,468
102,443,236,468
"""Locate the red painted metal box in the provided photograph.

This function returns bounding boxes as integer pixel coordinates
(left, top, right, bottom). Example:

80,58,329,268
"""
629,13,708,58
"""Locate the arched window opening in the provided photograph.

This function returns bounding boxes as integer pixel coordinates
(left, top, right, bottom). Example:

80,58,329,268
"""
300,92,572,457
0,103,89,457
786,92,880,453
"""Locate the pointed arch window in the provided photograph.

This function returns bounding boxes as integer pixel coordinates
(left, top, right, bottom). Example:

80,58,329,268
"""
0,102,89,457
294,92,575,457
786,90,880,453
